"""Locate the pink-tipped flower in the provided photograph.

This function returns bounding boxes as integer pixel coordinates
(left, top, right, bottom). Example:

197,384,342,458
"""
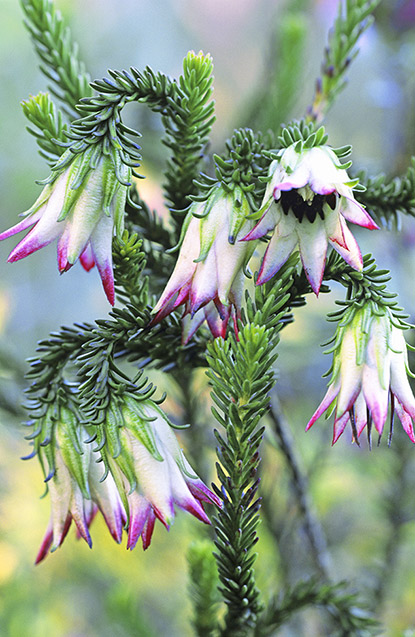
152,187,254,341
243,143,378,294
0,151,128,304
36,415,126,564
104,397,221,550
306,307,415,445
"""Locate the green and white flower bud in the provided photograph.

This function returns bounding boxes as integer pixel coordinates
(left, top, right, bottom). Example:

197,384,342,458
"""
307,306,415,445
103,396,221,550
152,186,254,341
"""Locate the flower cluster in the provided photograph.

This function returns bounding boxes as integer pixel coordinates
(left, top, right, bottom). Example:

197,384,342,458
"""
306,306,415,445
36,399,220,562
152,186,254,342
0,151,128,304
243,144,378,294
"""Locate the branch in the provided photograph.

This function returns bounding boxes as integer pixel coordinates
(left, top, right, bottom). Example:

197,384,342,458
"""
255,579,379,636
307,0,381,122
21,0,92,117
356,158,415,229
268,396,331,580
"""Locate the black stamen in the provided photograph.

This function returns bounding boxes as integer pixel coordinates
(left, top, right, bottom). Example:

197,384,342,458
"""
279,189,334,223
366,408,372,451
349,407,360,447
326,193,337,210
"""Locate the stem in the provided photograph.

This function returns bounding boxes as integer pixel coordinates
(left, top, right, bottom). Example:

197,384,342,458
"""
268,395,331,580
207,324,280,636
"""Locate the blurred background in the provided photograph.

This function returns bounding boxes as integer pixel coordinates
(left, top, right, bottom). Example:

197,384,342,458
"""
0,0,414,634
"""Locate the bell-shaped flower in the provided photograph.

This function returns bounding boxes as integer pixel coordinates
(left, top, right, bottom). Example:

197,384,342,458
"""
0,150,129,304
104,397,221,550
151,186,254,341
306,306,415,445
242,143,378,294
36,413,126,563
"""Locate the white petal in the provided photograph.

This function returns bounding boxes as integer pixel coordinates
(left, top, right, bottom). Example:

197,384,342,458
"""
329,221,363,271
152,217,200,313
336,330,362,418
296,216,328,294
129,435,174,527
256,214,297,284
389,328,415,418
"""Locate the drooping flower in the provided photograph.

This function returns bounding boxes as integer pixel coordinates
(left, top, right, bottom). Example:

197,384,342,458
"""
36,412,126,563
242,142,378,294
0,150,129,304
104,396,221,550
306,306,415,445
151,186,254,341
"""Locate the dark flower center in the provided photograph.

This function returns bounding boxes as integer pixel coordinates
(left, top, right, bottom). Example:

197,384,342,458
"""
280,190,337,223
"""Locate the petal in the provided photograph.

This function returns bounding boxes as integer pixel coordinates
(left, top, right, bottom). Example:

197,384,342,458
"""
339,195,379,230
242,205,279,241
151,281,192,326
296,216,328,295
361,324,390,435
306,382,340,431
165,455,211,524
189,250,218,315
79,243,95,272
7,174,69,262
7,218,64,263
308,147,344,190
141,508,156,550
65,180,104,265
354,392,369,438
89,214,115,305
389,330,415,419
0,209,43,242
275,164,310,191
332,411,350,444
362,364,389,435
152,221,200,315
89,461,126,544
57,225,71,273
129,436,175,527
335,330,362,418
324,205,348,249
205,302,230,339
69,489,92,548
35,520,54,565
329,221,363,271
394,399,415,443
47,461,73,551
126,492,151,550
256,215,297,285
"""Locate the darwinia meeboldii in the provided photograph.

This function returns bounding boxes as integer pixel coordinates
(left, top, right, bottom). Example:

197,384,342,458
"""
0,0,415,635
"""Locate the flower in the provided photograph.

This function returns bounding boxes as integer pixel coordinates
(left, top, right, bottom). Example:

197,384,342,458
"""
36,420,127,564
306,307,415,445
242,143,378,294
151,187,254,341
104,397,221,550
0,151,128,304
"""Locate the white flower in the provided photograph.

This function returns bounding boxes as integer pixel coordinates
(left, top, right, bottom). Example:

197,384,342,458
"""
0,152,128,304
307,307,415,445
107,399,221,550
152,188,253,340
243,144,378,294
36,434,126,564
